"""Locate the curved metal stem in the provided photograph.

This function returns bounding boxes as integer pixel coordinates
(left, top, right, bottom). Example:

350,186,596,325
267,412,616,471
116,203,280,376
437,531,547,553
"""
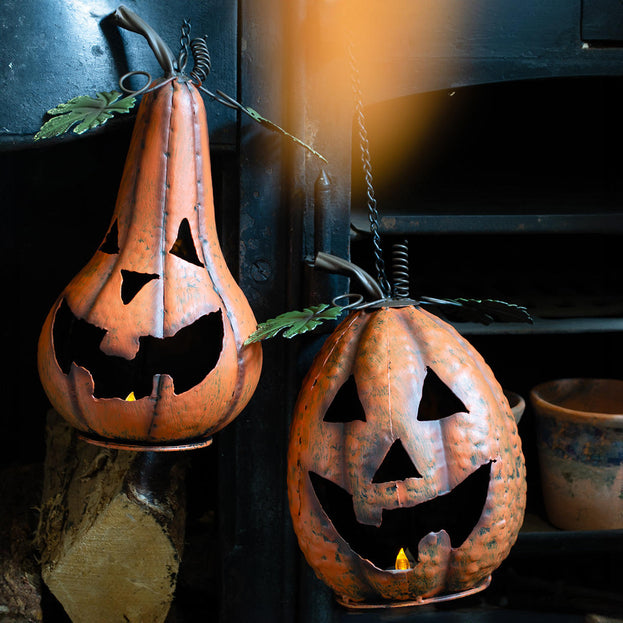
114,5,176,77
314,252,385,301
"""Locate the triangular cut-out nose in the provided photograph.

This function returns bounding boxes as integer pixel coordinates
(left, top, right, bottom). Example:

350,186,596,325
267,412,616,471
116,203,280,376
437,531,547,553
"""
372,439,422,483
417,367,468,421
121,269,159,304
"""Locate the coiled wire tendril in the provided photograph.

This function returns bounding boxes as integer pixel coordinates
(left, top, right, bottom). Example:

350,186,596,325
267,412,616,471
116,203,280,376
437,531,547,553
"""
176,19,212,85
392,240,410,299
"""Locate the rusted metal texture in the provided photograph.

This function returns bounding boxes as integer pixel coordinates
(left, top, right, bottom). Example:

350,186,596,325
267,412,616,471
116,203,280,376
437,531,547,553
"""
287,305,526,606
37,76,262,450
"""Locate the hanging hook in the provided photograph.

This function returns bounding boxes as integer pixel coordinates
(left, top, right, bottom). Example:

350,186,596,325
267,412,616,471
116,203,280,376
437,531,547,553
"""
176,19,192,73
347,35,391,298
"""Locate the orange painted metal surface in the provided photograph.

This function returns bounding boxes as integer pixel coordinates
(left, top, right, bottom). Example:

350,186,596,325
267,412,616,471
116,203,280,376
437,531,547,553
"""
38,77,262,449
287,305,526,605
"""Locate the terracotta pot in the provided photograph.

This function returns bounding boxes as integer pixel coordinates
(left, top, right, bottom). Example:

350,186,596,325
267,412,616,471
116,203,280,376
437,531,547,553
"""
530,378,623,530
503,389,525,424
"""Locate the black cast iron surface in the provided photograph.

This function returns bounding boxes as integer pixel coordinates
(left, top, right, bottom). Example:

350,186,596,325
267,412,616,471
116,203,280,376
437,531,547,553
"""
2,1,623,621
0,0,237,148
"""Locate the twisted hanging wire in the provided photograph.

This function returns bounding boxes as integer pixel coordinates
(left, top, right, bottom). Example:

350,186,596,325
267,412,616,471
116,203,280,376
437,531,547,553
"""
348,39,391,298
176,19,212,85
177,19,192,73
392,240,410,299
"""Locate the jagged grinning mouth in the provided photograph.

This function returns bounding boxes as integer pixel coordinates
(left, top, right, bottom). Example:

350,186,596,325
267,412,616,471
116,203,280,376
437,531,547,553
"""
52,298,224,399
309,461,492,570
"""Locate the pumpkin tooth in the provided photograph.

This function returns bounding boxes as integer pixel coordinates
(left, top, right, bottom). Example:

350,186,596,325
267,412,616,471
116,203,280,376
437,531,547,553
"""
125,392,136,402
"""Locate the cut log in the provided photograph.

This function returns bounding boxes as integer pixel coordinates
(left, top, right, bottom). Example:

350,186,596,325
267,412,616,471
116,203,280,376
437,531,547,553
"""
0,463,43,622
36,411,187,623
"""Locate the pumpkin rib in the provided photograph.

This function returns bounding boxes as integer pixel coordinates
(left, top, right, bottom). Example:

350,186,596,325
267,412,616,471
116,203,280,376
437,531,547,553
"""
68,86,160,333
43,304,95,435
124,82,174,436
415,307,526,580
36,93,163,438
113,82,163,268
396,307,453,494
290,311,367,491
185,80,210,268
156,80,176,343
383,311,395,444
186,80,231,331
184,80,262,432
422,306,526,475
417,307,502,491
314,311,366,379
79,83,172,355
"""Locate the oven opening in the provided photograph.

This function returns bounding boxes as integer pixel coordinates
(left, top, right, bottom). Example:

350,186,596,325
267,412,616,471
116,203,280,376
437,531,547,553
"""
351,76,623,223
350,76,623,325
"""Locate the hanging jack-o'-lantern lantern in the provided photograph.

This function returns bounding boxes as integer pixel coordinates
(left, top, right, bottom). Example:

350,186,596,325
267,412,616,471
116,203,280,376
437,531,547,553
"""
287,252,527,606
37,8,262,450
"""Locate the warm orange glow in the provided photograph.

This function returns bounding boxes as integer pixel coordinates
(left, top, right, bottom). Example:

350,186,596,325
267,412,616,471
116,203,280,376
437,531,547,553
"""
125,392,136,401
395,547,410,570
288,0,469,174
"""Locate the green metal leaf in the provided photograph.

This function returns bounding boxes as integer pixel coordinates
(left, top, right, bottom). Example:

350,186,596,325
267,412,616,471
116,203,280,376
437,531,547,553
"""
245,304,343,344
34,91,136,141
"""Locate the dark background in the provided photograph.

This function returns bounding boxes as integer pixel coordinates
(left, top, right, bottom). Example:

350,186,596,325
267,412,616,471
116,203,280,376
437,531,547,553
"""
1,1,622,621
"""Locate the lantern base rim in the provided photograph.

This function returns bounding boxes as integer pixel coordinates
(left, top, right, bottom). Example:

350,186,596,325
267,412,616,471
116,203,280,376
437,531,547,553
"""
77,431,213,452
336,574,492,610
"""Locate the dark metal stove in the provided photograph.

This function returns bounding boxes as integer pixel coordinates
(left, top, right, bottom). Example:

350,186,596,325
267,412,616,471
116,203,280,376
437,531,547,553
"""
1,2,622,622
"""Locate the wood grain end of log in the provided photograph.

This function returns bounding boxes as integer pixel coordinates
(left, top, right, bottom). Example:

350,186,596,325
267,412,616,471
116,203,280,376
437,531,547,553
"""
36,411,187,623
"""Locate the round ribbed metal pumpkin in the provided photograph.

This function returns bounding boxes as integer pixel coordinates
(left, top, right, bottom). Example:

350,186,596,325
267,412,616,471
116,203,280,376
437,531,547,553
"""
287,304,526,606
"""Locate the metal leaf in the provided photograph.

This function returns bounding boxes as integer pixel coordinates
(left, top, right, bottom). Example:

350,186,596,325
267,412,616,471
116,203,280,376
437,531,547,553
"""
34,91,136,141
245,304,343,344
420,296,533,325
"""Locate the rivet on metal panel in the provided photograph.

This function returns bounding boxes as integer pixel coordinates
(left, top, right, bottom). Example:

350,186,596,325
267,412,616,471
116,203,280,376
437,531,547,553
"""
251,259,271,282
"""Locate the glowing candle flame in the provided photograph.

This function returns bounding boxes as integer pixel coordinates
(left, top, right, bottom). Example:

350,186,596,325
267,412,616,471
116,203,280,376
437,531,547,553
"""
125,392,136,401
395,547,410,570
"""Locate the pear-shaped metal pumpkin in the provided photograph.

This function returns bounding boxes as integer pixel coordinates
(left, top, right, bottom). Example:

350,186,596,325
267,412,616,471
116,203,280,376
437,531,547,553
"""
287,256,526,606
38,8,262,450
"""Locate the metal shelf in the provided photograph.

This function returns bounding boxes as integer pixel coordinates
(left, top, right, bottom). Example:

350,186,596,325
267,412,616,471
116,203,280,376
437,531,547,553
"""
351,213,623,236
516,513,623,554
452,316,623,335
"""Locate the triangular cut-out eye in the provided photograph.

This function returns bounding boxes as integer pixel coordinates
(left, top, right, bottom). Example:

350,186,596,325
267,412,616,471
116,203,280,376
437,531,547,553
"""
169,218,204,267
99,220,119,254
417,367,468,421
323,375,366,423
121,270,159,304
372,439,422,483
